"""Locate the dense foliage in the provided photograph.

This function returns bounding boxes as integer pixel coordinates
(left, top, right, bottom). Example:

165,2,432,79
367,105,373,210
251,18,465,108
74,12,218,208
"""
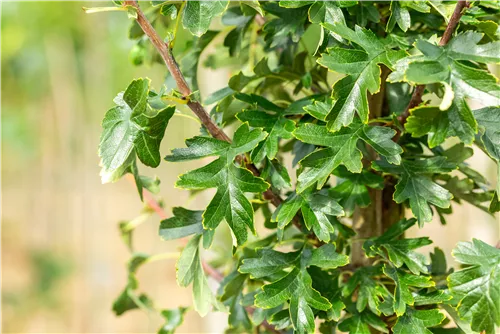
90,1,500,333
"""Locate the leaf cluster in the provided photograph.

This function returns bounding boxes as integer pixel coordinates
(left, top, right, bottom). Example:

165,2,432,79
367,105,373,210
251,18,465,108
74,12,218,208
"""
95,1,500,333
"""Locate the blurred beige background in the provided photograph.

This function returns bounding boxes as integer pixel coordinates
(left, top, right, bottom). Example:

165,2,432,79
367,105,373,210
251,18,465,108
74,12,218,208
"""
1,2,498,333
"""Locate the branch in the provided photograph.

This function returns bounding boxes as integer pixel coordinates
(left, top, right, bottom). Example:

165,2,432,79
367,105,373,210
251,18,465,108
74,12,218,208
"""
397,0,470,127
123,0,303,231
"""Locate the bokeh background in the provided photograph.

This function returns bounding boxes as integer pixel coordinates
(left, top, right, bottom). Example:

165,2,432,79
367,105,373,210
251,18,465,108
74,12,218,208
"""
1,1,499,333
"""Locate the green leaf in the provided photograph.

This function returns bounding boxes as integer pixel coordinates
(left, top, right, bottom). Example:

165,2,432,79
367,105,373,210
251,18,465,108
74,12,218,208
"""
279,1,314,8
158,307,188,334
308,266,345,321
373,158,456,225
241,246,347,333
448,239,500,334
181,31,220,91
383,265,435,316
413,290,451,306
150,1,165,7
261,158,292,191
261,3,308,48
475,106,500,162
294,122,402,192
99,79,175,180
307,244,349,269
386,0,431,32
218,271,252,331
176,235,216,316
237,106,295,162
338,311,388,334
112,289,152,316
342,266,388,315
308,1,348,26
239,248,301,279
405,102,477,148
364,218,432,274
475,106,500,210
166,124,269,245
387,1,411,32
183,1,229,37
303,100,332,121
389,34,500,110
280,0,358,24
392,308,446,334
159,207,204,241
272,190,344,242
255,268,331,333
317,24,405,131
240,0,263,16
329,167,384,216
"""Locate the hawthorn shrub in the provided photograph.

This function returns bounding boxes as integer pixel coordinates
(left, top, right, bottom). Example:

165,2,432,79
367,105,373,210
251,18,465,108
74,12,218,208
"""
91,1,500,333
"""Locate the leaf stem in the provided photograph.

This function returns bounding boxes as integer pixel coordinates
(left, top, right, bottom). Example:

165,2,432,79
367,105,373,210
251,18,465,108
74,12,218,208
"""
172,111,202,125
82,6,128,14
121,213,150,232
146,252,180,263
127,289,153,314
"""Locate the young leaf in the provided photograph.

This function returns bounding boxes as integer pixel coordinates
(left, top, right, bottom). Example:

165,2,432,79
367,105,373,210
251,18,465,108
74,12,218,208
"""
294,122,402,192
448,239,500,334
99,79,175,175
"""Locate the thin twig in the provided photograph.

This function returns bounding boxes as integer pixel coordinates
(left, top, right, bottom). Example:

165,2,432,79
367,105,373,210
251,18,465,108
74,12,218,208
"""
123,0,303,231
397,0,470,129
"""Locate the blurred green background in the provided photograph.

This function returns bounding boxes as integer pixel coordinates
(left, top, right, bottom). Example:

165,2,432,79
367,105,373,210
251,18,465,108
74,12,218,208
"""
1,2,498,333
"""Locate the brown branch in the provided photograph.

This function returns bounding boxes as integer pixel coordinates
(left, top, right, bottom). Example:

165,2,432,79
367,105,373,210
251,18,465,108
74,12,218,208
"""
124,0,230,142
124,0,303,231
397,0,470,129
